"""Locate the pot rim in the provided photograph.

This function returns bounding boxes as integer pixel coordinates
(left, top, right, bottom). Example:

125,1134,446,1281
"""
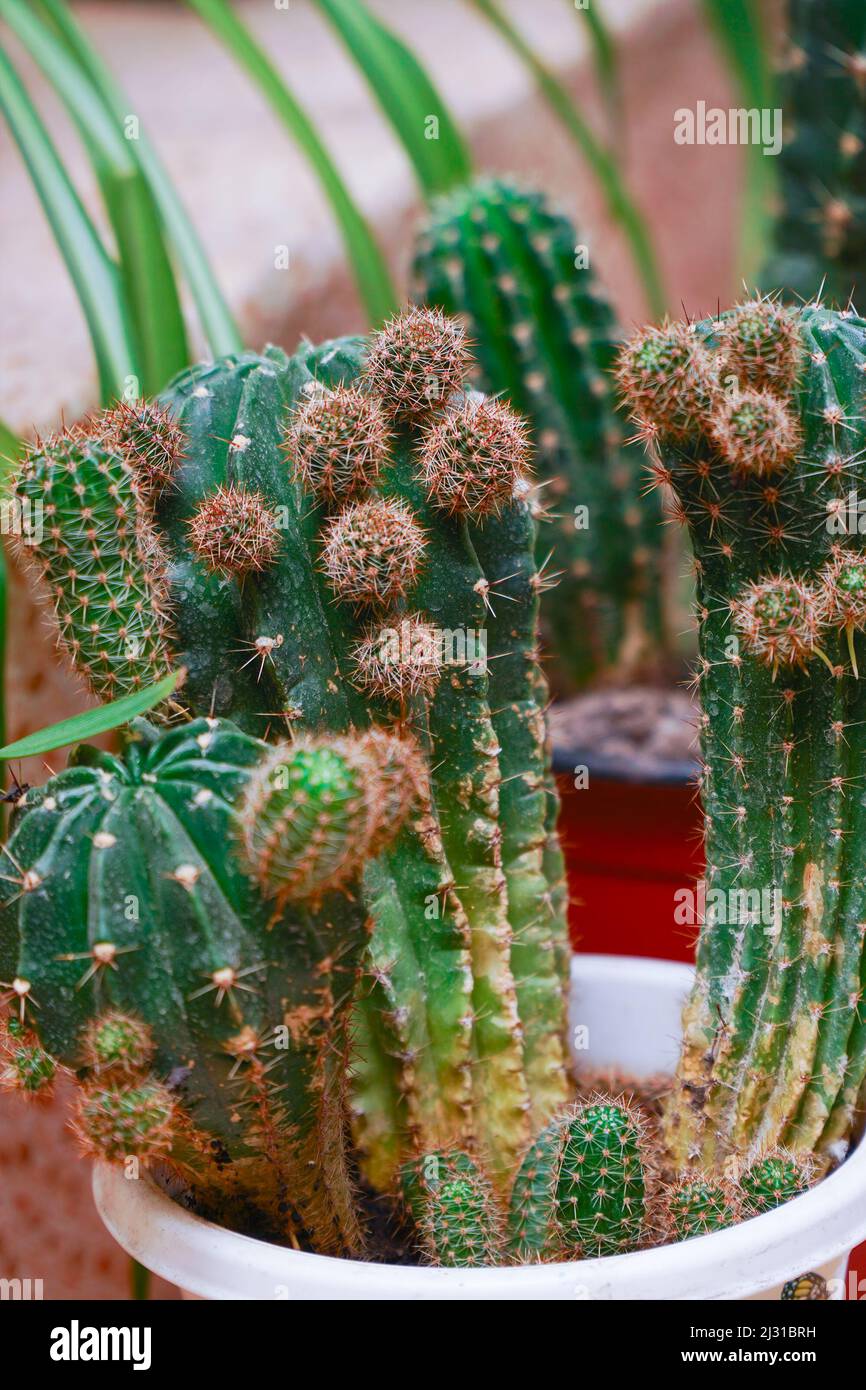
92,955,866,1300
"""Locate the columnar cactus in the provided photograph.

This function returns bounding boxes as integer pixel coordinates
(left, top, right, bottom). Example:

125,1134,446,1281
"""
762,0,866,306
412,177,676,687
618,298,866,1176
0,717,414,1253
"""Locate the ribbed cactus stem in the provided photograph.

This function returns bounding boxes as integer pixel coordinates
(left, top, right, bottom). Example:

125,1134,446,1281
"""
619,298,866,1175
413,177,673,687
402,1150,504,1267
12,433,175,702
761,0,866,306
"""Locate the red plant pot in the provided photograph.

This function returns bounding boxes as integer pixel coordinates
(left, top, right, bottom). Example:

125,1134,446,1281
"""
553,749,865,1296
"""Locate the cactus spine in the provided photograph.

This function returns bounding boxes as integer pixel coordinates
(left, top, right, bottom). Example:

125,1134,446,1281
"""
663,1174,740,1240
403,1150,504,1267
412,177,675,688
619,299,866,1175
762,0,866,306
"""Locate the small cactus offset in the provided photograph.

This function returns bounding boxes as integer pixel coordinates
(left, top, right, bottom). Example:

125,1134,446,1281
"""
618,297,866,1176
740,1151,814,1215
507,1097,650,1261
11,432,176,704
412,177,676,688
762,0,866,306
402,1151,505,1268
663,1174,740,1241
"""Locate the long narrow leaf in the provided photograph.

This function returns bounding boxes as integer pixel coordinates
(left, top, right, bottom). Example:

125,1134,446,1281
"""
573,0,622,145
468,0,666,318
0,670,183,760
185,0,397,325
1,0,189,396
0,418,22,493
36,0,242,358
315,0,471,200
699,0,774,282
0,43,139,400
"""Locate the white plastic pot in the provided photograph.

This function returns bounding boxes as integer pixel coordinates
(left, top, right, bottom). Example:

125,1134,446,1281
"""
93,954,866,1300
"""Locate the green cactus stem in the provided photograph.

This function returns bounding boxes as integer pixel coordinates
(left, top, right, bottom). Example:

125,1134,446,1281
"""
762,0,866,306
664,1174,740,1241
11,432,175,704
554,1098,649,1256
618,298,866,1175
0,717,408,1254
402,1149,504,1267
412,177,674,688
740,1150,814,1215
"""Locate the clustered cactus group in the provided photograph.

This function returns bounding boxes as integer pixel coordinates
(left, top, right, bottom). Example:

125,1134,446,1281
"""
4,0,866,1278
0,298,839,1269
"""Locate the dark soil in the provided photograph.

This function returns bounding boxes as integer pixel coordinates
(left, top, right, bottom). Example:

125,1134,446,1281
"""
549,686,698,781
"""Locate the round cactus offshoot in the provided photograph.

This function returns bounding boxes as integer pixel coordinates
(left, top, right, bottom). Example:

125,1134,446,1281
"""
73,1080,177,1162
732,577,824,672
817,549,866,674
96,398,185,494
363,306,471,421
615,321,718,441
320,496,427,607
419,397,532,517
349,616,443,702
188,485,281,578
715,298,804,396
710,389,800,477
285,385,390,502
82,1011,154,1077
741,1152,813,1215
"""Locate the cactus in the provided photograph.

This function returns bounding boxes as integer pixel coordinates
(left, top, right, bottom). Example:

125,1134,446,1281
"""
11,432,176,704
0,717,414,1254
762,0,866,307
5,309,571,1249
663,1174,740,1241
412,177,675,688
402,1150,504,1267
507,1097,649,1260
618,298,866,1176
740,1151,814,1215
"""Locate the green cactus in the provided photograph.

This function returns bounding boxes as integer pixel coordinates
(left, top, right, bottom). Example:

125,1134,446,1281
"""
11,432,176,704
0,1018,56,1095
741,1151,813,1215
664,1174,740,1241
412,177,675,688
618,298,866,1176
554,1099,649,1256
506,1098,649,1260
0,716,414,1254
402,1150,504,1267
762,0,866,307
6,309,571,1248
